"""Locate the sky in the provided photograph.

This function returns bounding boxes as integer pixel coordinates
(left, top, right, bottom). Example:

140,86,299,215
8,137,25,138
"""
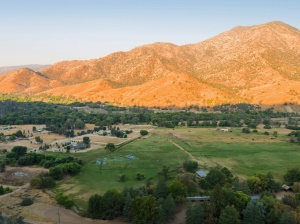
0,0,299,66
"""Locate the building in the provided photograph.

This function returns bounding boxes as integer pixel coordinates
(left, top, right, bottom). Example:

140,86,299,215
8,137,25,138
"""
70,142,87,150
196,170,207,178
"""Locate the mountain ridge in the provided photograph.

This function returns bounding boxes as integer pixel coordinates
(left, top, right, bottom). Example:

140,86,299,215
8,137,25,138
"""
1,21,299,107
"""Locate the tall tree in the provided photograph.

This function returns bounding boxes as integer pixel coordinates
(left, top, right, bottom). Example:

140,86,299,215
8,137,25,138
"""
243,200,266,224
218,206,241,224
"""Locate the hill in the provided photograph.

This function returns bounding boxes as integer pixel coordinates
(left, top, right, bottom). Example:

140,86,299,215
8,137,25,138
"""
0,64,50,76
1,21,299,107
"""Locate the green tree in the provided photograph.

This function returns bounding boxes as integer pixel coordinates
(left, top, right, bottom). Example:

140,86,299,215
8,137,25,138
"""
232,191,251,213
101,190,124,220
35,136,43,143
155,177,168,199
243,200,265,224
284,168,300,185
185,202,204,224
183,160,198,173
88,194,103,219
163,194,176,221
206,167,226,187
83,136,90,146
218,206,241,224
129,195,158,224
140,130,149,136
11,146,27,159
105,143,115,152
168,179,187,199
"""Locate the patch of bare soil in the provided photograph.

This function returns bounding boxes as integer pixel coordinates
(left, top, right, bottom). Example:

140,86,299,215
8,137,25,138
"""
0,166,48,186
0,183,126,224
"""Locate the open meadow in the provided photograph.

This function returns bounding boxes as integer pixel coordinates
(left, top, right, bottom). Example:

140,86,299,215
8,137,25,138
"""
56,125,300,209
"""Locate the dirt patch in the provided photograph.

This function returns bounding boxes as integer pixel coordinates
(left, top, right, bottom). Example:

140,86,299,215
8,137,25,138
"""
0,166,48,186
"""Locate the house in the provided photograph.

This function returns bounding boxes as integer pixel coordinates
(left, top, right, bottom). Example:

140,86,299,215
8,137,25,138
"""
196,170,207,178
70,142,87,150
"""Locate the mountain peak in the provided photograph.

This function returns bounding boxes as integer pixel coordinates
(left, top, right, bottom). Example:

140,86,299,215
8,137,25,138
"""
0,21,299,106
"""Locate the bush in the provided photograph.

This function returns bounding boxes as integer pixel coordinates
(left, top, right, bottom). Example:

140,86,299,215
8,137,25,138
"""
30,177,43,189
20,198,34,206
105,143,116,152
264,125,272,129
140,130,149,136
242,128,250,133
135,173,145,180
183,161,198,173
56,193,74,208
117,174,126,182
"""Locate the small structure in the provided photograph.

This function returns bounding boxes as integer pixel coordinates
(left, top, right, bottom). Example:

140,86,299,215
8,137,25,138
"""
187,195,260,202
0,126,12,131
250,195,260,200
196,170,207,178
221,128,229,132
70,142,87,150
282,184,291,192
186,196,210,201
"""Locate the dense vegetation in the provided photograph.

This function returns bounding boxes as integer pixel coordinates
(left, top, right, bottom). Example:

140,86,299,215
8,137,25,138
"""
0,101,299,131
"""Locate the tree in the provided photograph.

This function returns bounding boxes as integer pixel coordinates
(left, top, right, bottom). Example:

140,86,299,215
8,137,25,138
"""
279,211,298,224
105,143,115,152
243,200,265,224
185,202,204,224
162,195,176,221
140,130,149,136
232,191,251,213
183,160,198,173
284,168,300,185
155,177,168,199
168,179,187,199
0,162,5,172
247,174,269,193
206,167,226,187
32,126,36,132
88,194,103,219
56,193,74,208
218,206,241,224
35,136,43,143
10,146,27,159
83,136,90,146
101,190,124,219
129,196,158,224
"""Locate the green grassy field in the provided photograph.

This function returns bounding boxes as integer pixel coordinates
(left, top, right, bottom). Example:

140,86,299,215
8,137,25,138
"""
57,126,300,209
57,133,190,209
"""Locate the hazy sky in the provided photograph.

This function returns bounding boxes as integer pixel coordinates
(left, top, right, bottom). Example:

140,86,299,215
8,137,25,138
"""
0,0,299,66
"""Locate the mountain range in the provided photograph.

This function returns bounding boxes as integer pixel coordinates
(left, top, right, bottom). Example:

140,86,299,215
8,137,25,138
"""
0,64,50,76
0,21,299,107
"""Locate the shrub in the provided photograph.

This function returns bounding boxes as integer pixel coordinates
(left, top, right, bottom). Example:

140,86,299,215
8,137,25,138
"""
20,198,34,206
264,125,272,129
117,174,126,182
30,177,43,189
183,161,198,173
242,128,250,133
135,173,145,180
140,130,149,136
105,143,116,152
56,193,74,208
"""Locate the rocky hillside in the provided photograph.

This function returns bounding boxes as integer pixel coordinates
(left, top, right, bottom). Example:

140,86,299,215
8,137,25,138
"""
1,21,299,107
